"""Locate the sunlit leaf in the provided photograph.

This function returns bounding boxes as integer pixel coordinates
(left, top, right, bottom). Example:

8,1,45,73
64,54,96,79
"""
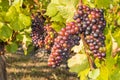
110,69,120,80
78,68,90,80
68,54,89,73
57,3,75,22
19,13,31,27
45,3,58,17
88,69,100,79
95,0,113,8
117,17,120,25
51,13,65,22
98,66,109,80
5,6,18,22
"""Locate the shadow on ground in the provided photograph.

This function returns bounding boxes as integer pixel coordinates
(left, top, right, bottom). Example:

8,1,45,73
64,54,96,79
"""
6,53,78,80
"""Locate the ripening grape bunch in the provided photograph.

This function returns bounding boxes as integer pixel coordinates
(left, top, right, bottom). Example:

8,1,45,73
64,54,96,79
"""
30,12,57,51
44,24,57,51
48,22,81,67
73,4,106,59
30,12,45,47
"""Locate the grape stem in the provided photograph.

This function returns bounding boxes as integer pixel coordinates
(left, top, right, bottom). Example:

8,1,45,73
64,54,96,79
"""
81,34,95,70
79,0,83,5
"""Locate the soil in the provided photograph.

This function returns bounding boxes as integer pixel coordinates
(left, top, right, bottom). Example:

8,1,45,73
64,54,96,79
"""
6,50,78,80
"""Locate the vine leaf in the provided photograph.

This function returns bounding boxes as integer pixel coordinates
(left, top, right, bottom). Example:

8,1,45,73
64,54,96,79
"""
110,69,120,80
51,13,65,22
95,0,112,8
0,24,12,40
19,13,31,28
5,6,18,22
68,54,89,73
0,0,9,11
45,3,58,17
57,3,75,22
72,40,83,53
117,17,120,25
78,68,90,80
10,13,31,31
88,69,100,79
51,22,65,32
98,66,109,80
6,42,18,53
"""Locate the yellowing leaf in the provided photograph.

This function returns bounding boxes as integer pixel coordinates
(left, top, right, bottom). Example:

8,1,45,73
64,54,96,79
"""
78,68,90,80
68,54,89,73
57,3,75,22
88,69,100,79
72,40,83,53
98,66,109,80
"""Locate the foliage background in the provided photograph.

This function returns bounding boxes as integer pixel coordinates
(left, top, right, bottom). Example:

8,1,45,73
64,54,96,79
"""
0,0,120,80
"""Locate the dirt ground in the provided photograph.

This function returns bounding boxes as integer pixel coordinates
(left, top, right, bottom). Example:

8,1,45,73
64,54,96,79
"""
6,51,78,80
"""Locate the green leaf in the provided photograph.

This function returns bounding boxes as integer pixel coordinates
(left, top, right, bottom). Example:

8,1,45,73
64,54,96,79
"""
45,3,58,17
110,69,120,80
5,6,18,22
0,0,9,11
88,69,100,79
68,54,89,73
10,13,31,31
98,66,109,80
105,30,112,57
0,21,4,28
57,3,75,22
95,0,112,8
117,17,120,25
6,42,18,53
16,34,23,41
51,22,65,32
0,24,12,40
78,68,90,80
51,0,59,4
51,13,65,22
19,13,31,27
10,17,20,31
12,0,23,12
58,0,79,6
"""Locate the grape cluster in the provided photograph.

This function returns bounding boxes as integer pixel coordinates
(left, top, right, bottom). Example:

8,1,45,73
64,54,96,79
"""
30,12,45,47
73,5,106,59
44,24,57,51
48,22,81,67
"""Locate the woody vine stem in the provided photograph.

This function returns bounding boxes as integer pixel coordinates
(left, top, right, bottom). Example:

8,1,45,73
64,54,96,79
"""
79,0,95,70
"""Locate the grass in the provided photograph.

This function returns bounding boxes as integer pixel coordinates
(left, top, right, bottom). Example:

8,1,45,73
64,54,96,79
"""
6,52,78,80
